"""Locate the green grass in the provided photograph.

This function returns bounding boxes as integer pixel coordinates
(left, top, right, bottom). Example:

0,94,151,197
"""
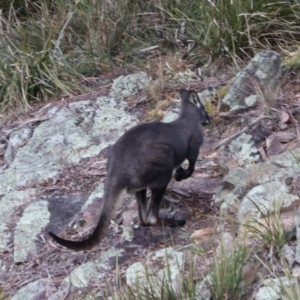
1,0,300,112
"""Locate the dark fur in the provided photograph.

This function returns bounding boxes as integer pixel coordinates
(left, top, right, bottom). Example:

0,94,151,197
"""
49,89,210,250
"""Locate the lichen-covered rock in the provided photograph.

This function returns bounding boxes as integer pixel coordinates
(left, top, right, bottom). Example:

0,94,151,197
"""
214,147,300,213
0,96,137,258
295,206,300,264
254,277,290,300
4,127,32,165
237,181,298,222
12,278,54,300
1,97,137,190
125,247,184,297
110,72,149,98
228,133,260,167
48,247,124,299
195,275,212,300
0,189,37,250
222,51,281,111
14,200,50,263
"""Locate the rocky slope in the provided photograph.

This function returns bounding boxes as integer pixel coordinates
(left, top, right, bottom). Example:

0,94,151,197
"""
1,51,300,299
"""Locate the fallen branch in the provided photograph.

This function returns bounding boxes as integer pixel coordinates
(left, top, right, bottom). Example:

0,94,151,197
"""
213,115,272,150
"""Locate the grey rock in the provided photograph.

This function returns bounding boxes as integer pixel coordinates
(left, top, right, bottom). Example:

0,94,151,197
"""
49,247,124,299
82,183,105,211
0,189,37,250
228,133,260,167
125,247,184,297
12,278,54,300
223,51,281,111
198,88,216,105
254,277,290,300
110,72,149,98
14,200,50,263
2,97,137,190
281,244,295,267
295,206,300,264
0,96,137,260
121,225,134,242
195,275,212,300
162,111,179,123
238,181,298,222
4,127,32,165
214,147,300,212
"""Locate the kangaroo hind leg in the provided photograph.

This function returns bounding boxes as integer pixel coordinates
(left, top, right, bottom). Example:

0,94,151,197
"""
145,188,186,227
136,189,148,225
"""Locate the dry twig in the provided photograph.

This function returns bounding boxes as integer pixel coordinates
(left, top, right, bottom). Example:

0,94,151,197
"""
213,115,272,150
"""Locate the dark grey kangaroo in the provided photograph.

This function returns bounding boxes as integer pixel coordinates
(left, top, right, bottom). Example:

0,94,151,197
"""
49,89,210,251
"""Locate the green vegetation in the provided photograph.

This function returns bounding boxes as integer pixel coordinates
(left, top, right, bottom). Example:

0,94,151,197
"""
207,242,247,300
1,0,300,111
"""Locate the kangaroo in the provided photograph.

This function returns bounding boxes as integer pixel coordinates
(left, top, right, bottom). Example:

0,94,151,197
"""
49,89,210,251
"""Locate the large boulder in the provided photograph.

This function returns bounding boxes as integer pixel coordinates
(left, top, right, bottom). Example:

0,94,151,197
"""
222,51,281,111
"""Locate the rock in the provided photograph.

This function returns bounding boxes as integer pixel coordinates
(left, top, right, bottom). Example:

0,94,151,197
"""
122,209,139,226
0,189,37,250
214,147,300,213
216,232,234,258
14,200,50,263
242,261,261,287
162,111,179,123
191,227,217,251
110,72,149,98
292,266,300,277
222,51,281,111
275,131,296,143
254,277,290,300
12,278,54,300
195,275,212,300
228,133,260,166
190,227,215,242
4,127,32,165
295,206,300,264
49,247,124,299
280,110,292,124
121,225,134,242
281,244,295,267
266,134,286,156
0,96,138,255
237,181,299,222
279,123,288,130
1,97,137,190
172,176,222,195
125,247,184,298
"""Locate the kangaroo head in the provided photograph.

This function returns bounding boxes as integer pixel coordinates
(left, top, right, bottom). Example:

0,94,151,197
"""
180,89,210,125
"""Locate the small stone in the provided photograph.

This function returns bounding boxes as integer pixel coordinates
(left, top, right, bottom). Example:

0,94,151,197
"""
281,244,295,267
122,204,139,226
266,134,286,156
279,123,288,130
216,232,234,257
275,131,296,143
285,177,293,186
190,227,215,242
280,110,291,124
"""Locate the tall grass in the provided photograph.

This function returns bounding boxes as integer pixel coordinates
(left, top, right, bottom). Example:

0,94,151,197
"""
162,0,300,62
1,0,300,112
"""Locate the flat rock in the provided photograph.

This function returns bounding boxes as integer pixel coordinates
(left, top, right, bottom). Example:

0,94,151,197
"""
110,72,149,98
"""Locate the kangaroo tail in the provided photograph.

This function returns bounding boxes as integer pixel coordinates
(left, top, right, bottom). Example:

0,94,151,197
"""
49,184,123,251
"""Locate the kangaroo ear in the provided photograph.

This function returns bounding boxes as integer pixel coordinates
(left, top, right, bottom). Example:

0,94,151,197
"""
179,89,189,100
188,91,202,108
